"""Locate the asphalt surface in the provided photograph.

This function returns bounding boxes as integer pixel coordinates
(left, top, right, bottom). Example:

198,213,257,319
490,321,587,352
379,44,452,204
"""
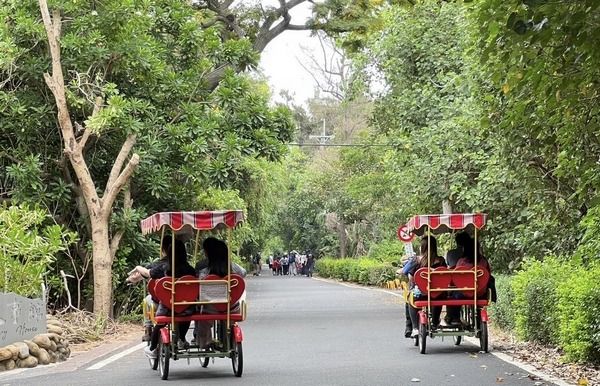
1,269,561,386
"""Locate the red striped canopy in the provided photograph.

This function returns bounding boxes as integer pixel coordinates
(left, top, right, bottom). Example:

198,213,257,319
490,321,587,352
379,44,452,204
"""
141,210,244,235
407,213,487,236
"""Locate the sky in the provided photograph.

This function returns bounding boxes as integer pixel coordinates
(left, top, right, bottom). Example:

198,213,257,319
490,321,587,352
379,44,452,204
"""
257,1,322,106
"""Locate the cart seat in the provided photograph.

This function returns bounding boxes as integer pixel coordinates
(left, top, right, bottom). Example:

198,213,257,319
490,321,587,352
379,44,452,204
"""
153,274,247,324
413,266,490,307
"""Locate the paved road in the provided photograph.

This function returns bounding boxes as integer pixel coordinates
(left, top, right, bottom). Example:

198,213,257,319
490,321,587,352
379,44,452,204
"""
2,271,561,386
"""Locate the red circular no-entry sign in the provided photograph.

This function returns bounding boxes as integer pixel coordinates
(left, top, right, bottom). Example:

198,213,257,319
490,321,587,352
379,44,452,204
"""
397,224,414,243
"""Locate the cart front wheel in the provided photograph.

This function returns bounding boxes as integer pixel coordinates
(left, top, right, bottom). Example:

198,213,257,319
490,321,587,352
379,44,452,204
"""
418,322,427,354
148,341,159,370
453,335,462,346
231,342,243,377
479,321,488,353
158,341,170,380
200,356,209,368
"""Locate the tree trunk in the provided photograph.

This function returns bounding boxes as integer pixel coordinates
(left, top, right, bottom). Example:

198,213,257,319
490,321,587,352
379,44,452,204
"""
90,214,113,317
338,221,347,258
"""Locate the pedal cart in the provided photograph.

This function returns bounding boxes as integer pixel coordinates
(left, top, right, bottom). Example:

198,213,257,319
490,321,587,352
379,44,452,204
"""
404,213,490,354
140,210,247,380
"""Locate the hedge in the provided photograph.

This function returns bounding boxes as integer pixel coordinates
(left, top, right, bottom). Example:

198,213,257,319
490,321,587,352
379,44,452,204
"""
501,256,600,364
315,257,395,286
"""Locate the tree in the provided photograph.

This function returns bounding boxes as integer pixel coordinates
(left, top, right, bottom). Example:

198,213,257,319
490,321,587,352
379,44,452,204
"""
1,0,295,316
37,0,140,317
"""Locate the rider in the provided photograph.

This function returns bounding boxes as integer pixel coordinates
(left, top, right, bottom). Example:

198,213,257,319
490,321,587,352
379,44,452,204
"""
142,239,196,358
445,233,493,324
407,236,446,337
194,237,246,349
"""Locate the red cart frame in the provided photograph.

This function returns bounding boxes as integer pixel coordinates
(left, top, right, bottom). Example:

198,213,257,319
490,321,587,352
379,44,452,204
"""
405,213,491,354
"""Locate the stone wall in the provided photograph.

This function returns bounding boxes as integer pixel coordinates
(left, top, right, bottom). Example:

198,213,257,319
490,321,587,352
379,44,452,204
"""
0,315,70,371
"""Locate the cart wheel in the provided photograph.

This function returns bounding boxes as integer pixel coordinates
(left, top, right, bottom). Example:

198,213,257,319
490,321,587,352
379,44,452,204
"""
231,341,243,377
418,322,427,354
158,341,170,380
200,356,209,368
453,335,462,346
479,321,488,353
148,341,159,370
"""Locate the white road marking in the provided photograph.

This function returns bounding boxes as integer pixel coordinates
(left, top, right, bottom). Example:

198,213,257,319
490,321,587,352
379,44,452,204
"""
86,342,146,370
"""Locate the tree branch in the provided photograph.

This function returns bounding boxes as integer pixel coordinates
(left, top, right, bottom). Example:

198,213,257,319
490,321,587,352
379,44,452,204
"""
286,24,311,30
109,183,132,262
102,134,139,208
102,147,140,213
39,0,100,211
79,96,103,148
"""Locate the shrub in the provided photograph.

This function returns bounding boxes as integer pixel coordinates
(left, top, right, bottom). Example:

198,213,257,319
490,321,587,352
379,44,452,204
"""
315,257,395,286
0,205,76,297
488,274,515,331
556,263,600,363
368,240,406,262
511,256,569,345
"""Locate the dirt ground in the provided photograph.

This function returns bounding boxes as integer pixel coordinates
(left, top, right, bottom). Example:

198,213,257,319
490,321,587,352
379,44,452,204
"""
490,327,599,386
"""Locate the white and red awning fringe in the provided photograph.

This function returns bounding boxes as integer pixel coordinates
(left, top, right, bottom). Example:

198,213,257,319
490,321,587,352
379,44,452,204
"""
407,213,487,236
141,210,245,235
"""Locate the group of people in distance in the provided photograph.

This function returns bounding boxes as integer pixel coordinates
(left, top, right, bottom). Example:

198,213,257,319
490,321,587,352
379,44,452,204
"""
400,231,495,339
267,251,315,277
126,236,246,359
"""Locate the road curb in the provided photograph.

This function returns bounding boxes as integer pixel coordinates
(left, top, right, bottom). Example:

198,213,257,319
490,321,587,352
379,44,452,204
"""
0,332,142,382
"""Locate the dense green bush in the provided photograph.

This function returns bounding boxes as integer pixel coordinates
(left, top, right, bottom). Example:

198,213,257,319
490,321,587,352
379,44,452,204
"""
489,274,515,331
0,205,76,297
509,256,600,364
556,263,600,363
368,240,406,263
315,257,395,286
511,256,567,345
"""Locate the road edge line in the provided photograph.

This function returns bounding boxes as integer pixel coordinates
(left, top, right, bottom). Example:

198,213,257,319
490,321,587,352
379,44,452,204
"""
86,342,146,370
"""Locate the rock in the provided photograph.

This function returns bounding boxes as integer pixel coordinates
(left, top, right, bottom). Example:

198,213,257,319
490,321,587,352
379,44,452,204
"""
14,342,29,359
4,345,19,360
36,348,50,365
46,333,61,341
16,356,37,368
49,341,57,352
0,348,13,362
24,340,40,357
0,359,16,371
32,335,52,350
48,351,58,363
47,325,63,335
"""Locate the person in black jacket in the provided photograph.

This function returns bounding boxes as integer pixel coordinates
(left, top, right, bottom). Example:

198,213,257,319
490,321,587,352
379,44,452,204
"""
140,239,196,358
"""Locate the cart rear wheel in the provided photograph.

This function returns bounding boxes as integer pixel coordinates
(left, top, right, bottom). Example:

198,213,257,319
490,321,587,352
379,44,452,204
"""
418,322,427,354
158,341,170,380
479,321,488,353
231,341,243,377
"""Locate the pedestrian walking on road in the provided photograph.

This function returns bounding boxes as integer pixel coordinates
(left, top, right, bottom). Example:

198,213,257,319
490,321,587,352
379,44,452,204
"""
306,254,314,277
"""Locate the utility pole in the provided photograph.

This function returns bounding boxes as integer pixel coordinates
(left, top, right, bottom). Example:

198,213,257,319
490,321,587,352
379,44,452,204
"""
309,119,334,151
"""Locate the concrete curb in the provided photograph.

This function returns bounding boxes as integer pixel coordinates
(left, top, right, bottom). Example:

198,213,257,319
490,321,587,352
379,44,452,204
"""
0,332,142,382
